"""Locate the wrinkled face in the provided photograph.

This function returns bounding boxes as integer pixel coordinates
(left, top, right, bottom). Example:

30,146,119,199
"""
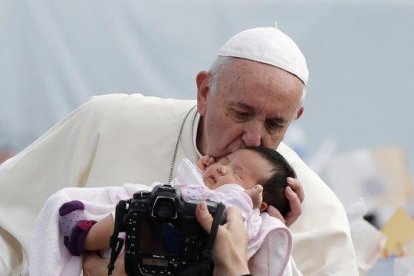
197,58,304,158
203,149,274,190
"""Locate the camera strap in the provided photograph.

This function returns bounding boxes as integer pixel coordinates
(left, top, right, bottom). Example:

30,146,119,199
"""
107,200,127,275
180,202,226,276
204,202,226,256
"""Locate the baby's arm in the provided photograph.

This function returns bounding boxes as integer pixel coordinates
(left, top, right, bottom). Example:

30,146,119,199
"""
196,155,215,171
84,214,114,251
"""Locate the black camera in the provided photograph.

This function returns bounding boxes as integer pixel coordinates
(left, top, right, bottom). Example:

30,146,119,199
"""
108,184,225,276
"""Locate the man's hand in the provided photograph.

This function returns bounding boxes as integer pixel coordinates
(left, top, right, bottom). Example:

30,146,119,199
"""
195,203,250,276
267,177,304,226
83,251,125,276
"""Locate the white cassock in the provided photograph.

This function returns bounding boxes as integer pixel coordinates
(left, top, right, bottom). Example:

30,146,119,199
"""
0,93,358,275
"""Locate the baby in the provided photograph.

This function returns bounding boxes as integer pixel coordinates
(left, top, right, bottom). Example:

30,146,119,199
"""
59,145,296,256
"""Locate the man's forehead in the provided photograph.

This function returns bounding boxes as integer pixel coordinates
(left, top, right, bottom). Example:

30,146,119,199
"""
219,59,304,100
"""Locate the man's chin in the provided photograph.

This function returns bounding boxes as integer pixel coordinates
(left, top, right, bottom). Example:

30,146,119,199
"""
208,149,229,159
226,144,246,154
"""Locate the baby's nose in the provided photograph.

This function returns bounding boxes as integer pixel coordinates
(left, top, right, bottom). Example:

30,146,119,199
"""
217,166,227,175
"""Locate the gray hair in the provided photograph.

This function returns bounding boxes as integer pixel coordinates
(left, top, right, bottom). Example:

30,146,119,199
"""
208,56,235,94
208,56,306,105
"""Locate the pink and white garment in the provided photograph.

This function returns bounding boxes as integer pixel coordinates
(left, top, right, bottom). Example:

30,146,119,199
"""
24,158,294,276
169,158,262,247
169,159,295,275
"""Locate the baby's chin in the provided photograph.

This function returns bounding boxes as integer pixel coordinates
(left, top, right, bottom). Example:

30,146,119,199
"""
204,177,216,189
204,178,228,190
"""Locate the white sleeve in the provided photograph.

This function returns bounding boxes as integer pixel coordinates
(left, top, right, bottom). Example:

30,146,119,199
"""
0,99,99,274
282,256,303,276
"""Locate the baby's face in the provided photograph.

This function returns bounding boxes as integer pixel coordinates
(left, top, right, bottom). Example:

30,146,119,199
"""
203,149,274,190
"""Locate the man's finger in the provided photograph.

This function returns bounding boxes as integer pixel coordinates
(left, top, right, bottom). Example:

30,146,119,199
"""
84,251,127,276
284,186,302,226
83,252,109,276
223,206,244,232
266,205,285,224
285,186,302,212
287,177,305,203
195,202,214,233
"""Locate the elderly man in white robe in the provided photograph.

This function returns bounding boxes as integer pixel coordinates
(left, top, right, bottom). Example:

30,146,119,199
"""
0,26,358,275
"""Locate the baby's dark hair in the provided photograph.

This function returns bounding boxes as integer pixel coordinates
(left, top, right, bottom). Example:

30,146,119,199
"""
246,146,296,217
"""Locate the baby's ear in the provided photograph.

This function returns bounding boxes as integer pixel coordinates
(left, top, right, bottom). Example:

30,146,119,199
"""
260,202,268,212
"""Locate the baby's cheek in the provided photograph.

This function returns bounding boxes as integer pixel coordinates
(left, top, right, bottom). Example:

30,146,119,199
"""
219,175,237,185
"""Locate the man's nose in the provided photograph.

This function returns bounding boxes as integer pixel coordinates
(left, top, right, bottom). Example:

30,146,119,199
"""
242,122,263,147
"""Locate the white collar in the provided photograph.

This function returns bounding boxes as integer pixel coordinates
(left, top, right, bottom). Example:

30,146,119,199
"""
192,112,202,158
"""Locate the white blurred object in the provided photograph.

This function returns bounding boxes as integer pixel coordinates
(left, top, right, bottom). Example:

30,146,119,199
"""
394,256,414,276
368,256,414,276
347,198,387,275
324,147,414,214
324,149,382,209
325,147,414,275
284,123,307,159
403,240,414,256
307,136,337,175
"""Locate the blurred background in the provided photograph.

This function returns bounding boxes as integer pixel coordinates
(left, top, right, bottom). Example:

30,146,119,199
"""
1,0,414,274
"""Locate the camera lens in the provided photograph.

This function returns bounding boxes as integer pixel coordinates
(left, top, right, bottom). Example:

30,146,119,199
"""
153,199,176,219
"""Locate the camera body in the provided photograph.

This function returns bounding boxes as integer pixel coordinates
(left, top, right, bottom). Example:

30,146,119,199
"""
114,184,223,276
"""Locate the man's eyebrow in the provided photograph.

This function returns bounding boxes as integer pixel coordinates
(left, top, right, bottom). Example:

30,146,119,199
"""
233,102,287,123
267,116,287,124
231,102,255,112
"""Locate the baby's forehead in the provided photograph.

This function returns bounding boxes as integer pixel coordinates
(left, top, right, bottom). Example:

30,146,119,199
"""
231,148,267,161
228,149,276,169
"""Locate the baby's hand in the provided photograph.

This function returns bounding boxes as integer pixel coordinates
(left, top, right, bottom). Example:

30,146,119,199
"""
244,185,264,210
196,155,215,171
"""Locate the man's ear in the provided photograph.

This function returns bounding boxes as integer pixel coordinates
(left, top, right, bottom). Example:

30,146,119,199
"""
295,106,304,120
260,202,268,212
196,71,210,116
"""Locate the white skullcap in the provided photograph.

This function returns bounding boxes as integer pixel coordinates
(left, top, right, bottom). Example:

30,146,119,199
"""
218,26,309,86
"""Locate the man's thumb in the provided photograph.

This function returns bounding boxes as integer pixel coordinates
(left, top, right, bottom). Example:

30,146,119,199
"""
195,202,214,233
